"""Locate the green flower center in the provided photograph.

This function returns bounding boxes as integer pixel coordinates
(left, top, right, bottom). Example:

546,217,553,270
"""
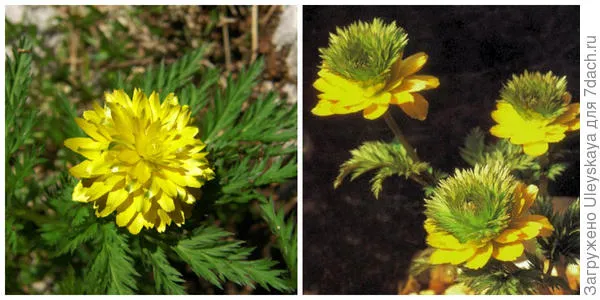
425,164,516,243
319,18,408,85
500,70,569,119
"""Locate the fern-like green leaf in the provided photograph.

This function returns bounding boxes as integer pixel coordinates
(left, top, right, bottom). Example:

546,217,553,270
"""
39,179,100,256
259,198,297,289
202,58,264,145
137,46,207,97
143,246,186,295
173,226,291,292
217,152,296,204
85,223,140,294
458,255,569,294
335,141,429,199
546,163,568,181
5,38,44,207
534,197,579,265
178,67,220,117
216,92,297,144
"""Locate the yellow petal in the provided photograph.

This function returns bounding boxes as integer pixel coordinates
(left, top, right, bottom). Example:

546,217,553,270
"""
132,193,145,212
74,118,109,142
494,228,523,244
161,93,179,109
393,75,440,94
492,241,524,261
98,188,129,217
511,215,554,240
544,125,567,143
316,69,369,105
72,181,90,202
330,100,372,115
430,247,476,265
395,52,428,78
390,92,414,105
512,183,538,218
69,160,94,178
132,162,151,184
464,243,493,269
522,142,549,157
424,219,437,234
157,192,175,212
86,181,114,201
64,137,106,151
370,91,392,105
127,213,146,234
509,128,546,145
311,100,336,116
154,177,179,197
148,91,161,121
491,102,523,124
566,118,580,131
183,192,196,205
553,103,580,125
489,124,513,138
118,149,141,165
82,101,105,123
180,126,199,139
363,104,389,120
427,231,470,250
156,209,171,232
114,89,132,107
313,71,336,92
142,194,153,214
161,105,181,127
397,93,429,121
107,103,135,143
116,203,137,227
131,88,144,115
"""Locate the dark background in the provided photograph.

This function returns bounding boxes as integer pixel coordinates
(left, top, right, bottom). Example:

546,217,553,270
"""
303,5,580,294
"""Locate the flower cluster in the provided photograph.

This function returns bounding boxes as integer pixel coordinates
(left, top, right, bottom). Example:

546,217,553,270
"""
490,71,579,157
65,89,214,234
312,18,439,120
424,164,553,269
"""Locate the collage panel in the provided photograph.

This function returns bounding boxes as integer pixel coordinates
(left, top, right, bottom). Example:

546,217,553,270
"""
303,5,580,295
5,5,297,295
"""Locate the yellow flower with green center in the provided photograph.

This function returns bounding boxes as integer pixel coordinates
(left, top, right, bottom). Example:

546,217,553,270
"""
311,18,439,120
425,164,553,269
490,71,580,157
64,89,214,234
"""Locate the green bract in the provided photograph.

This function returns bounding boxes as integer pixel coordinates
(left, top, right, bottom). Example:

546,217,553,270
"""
319,18,408,85
424,164,516,243
500,70,569,118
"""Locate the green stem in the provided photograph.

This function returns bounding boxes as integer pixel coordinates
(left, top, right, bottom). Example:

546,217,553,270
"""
383,111,419,161
538,152,550,198
410,175,428,187
383,111,437,187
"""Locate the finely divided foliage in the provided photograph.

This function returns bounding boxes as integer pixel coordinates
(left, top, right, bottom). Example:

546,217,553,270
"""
6,38,296,294
334,141,429,199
